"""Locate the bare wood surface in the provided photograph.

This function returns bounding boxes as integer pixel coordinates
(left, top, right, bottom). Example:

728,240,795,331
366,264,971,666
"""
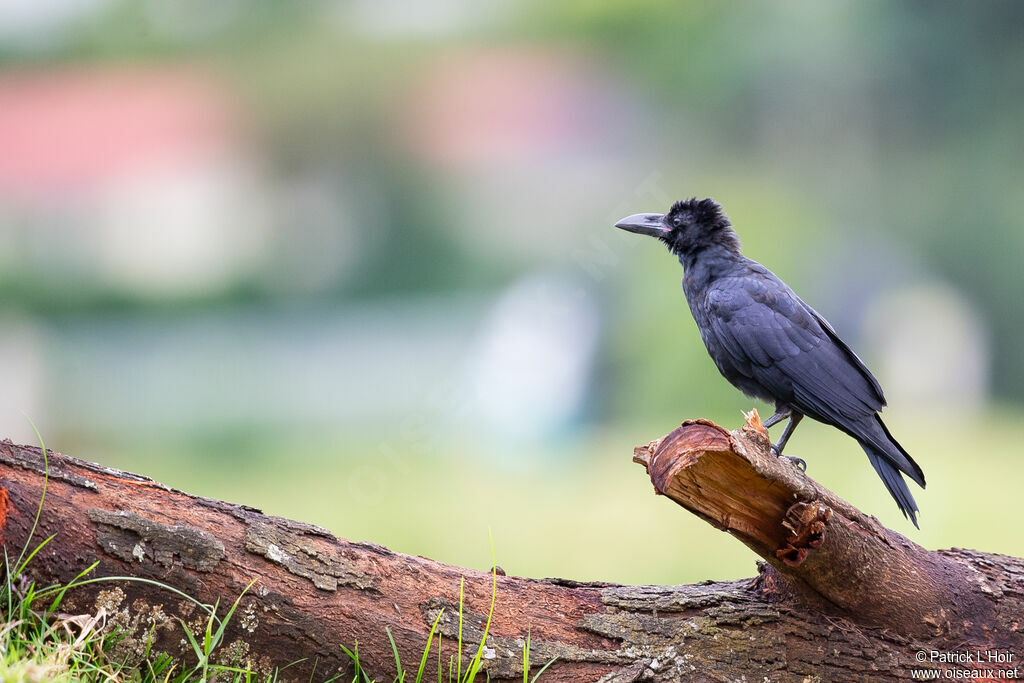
1,422,1022,682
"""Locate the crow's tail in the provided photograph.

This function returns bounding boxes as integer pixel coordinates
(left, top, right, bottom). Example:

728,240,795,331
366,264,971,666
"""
851,415,923,483
863,445,920,528
854,415,924,528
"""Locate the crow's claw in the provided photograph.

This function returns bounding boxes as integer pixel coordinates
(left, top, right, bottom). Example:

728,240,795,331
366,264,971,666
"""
781,455,807,471
771,444,806,470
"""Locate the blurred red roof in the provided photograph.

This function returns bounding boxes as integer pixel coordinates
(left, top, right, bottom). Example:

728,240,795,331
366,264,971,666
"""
0,65,237,198
399,48,620,166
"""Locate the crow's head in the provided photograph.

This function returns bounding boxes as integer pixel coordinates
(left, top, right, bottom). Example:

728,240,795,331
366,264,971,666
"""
614,198,740,257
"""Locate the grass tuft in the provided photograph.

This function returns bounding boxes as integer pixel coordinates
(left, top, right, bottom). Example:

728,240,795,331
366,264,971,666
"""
0,426,316,682
339,534,556,683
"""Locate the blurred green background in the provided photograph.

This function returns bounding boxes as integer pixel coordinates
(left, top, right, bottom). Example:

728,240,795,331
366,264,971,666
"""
0,1,1022,586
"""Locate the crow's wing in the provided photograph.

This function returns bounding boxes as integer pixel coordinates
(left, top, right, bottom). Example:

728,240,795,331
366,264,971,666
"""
799,301,886,407
705,274,884,424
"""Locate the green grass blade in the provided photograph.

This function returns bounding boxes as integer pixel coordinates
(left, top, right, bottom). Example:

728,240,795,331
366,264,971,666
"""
12,418,49,576
436,633,443,683
414,608,444,683
456,578,464,682
386,626,404,682
45,560,99,612
34,575,215,617
12,534,55,580
530,655,558,683
522,630,530,683
209,579,257,661
179,618,205,661
461,533,498,683
339,641,363,682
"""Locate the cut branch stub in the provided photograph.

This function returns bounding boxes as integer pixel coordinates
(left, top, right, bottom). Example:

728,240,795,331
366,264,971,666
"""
633,413,992,639
634,418,794,551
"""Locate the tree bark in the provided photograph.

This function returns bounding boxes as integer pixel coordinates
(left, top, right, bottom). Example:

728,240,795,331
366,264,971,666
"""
1,418,1021,682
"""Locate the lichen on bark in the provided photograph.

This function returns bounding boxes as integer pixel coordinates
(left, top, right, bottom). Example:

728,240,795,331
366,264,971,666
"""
88,508,225,571
244,521,375,591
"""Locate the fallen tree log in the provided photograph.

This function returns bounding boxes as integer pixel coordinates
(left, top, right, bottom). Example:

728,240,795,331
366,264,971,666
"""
0,415,1021,682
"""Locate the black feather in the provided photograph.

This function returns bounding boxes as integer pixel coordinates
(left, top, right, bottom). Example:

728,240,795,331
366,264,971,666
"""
662,197,742,256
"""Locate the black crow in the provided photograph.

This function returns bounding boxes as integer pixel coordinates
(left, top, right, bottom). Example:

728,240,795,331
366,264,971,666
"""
615,198,925,527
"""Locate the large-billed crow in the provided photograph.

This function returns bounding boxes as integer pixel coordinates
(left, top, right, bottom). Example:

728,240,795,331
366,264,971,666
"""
615,198,925,526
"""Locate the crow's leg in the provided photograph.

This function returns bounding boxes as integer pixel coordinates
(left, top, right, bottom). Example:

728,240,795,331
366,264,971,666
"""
771,412,802,454
762,405,791,429
770,412,806,471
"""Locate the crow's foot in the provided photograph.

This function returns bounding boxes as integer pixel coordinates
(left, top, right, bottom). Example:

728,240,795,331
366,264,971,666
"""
770,445,807,471
783,455,807,471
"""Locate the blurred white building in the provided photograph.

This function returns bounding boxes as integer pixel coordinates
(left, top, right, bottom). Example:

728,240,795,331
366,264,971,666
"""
862,283,989,416
0,65,269,297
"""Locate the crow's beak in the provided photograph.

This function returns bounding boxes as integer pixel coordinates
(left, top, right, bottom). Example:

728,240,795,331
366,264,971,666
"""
614,213,669,238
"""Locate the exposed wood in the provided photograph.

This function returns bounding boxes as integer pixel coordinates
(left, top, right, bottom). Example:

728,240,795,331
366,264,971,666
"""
632,413,982,636
1,420,1022,682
